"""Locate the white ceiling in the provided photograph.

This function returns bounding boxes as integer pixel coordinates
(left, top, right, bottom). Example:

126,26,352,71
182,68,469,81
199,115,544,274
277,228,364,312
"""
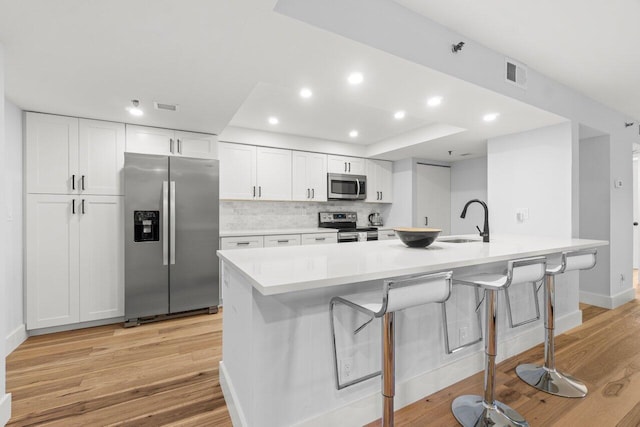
1,0,617,162
394,0,640,122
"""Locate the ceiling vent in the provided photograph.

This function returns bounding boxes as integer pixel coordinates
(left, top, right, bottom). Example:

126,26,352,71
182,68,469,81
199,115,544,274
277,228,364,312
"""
505,58,527,89
154,102,178,112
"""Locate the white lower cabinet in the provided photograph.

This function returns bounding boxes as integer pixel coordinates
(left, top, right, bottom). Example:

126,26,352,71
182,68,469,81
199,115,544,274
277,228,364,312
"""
26,194,124,330
264,234,301,247
378,229,398,240
301,232,338,245
220,235,264,250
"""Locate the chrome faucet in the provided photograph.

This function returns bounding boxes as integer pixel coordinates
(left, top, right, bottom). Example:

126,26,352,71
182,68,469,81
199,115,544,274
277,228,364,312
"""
461,199,490,242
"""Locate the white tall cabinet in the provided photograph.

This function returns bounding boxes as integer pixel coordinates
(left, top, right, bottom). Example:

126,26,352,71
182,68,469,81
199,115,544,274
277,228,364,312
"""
416,163,451,234
25,112,125,330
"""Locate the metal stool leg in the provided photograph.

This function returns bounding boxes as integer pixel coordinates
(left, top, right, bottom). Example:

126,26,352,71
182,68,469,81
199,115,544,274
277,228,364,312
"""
382,311,395,427
452,289,529,427
516,274,588,397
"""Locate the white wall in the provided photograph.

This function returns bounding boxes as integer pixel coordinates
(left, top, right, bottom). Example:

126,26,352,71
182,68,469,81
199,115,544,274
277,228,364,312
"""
488,123,572,237
450,157,487,235
277,0,638,308
0,42,13,426
4,100,23,356
579,136,611,300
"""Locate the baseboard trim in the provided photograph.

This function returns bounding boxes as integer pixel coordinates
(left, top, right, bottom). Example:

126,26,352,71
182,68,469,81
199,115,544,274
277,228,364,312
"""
580,288,635,309
28,317,124,336
210,310,574,427
219,361,248,427
5,324,27,356
0,393,11,426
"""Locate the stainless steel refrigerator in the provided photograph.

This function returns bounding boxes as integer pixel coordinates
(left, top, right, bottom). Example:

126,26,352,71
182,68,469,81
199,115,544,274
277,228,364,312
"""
124,153,219,326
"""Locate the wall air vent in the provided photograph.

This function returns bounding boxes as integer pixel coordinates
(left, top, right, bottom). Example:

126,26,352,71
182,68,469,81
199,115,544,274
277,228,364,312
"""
154,102,178,112
505,58,527,89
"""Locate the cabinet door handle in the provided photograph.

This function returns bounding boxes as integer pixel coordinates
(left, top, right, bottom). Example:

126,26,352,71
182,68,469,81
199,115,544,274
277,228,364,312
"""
307,188,310,199
237,241,250,246
380,191,382,200
170,138,175,154
178,139,183,154
81,175,85,191
72,199,76,214
311,188,314,199
315,237,326,241
259,186,262,197
277,240,289,243
71,174,76,190
348,162,351,172
253,186,256,197
425,217,429,226
344,162,347,172
81,199,86,214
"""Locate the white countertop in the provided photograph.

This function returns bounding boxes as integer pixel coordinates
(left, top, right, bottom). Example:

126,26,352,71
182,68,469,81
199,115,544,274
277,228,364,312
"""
220,228,337,238
217,234,608,295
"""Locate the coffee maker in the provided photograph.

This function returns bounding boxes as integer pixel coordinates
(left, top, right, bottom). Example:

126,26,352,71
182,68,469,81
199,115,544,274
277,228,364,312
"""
368,212,383,226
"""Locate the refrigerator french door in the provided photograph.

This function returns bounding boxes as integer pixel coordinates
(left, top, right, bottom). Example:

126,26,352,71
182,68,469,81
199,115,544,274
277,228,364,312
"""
124,153,219,325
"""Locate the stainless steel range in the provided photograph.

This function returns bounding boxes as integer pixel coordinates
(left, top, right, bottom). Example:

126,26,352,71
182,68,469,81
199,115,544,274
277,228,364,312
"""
319,212,378,243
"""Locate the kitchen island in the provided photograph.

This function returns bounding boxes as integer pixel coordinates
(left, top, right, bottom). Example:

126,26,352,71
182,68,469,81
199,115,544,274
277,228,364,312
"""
217,235,607,427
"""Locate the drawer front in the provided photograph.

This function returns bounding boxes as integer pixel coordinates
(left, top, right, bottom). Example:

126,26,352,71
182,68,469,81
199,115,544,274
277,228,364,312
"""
378,230,398,240
264,234,301,248
220,236,264,250
301,232,338,245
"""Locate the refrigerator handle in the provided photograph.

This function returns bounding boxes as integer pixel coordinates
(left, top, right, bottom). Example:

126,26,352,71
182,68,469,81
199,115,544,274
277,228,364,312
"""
162,181,169,265
170,181,176,265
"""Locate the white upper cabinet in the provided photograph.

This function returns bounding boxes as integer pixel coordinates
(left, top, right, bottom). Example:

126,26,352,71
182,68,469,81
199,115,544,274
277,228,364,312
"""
125,125,217,159
292,151,327,202
175,130,218,159
219,142,257,200
366,159,393,203
26,112,79,194
220,143,292,201
327,155,366,175
256,147,292,201
26,113,124,196
78,119,125,195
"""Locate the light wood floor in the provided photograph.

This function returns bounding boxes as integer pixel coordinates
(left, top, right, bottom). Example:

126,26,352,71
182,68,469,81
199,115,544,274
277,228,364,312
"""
6,287,640,426
6,314,232,426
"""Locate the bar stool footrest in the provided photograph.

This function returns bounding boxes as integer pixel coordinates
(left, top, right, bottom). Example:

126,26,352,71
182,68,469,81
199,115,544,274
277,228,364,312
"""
452,395,529,427
516,363,587,398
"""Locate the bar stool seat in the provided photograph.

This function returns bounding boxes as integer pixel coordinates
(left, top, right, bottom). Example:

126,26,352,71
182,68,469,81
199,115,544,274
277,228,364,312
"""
451,256,547,427
330,271,453,427
516,249,597,398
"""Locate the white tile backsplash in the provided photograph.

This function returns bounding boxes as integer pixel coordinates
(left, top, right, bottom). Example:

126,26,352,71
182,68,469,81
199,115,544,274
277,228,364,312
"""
220,201,392,231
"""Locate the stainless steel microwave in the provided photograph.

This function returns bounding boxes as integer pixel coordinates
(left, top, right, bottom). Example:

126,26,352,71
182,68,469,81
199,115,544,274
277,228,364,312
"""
327,173,366,200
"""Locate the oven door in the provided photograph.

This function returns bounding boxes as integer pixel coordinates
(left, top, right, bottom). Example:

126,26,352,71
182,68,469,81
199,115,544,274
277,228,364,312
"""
328,173,366,200
337,231,359,243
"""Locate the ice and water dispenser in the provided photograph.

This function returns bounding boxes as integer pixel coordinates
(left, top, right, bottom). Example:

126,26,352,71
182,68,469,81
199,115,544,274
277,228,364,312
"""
134,211,160,242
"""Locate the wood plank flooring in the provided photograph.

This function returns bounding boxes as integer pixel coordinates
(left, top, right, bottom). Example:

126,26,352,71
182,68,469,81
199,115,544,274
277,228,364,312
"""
5,292,640,426
6,314,232,426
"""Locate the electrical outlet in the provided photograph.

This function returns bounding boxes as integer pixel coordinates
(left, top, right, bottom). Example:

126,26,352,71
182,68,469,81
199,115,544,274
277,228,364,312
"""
341,358,354,380
459,326,469,343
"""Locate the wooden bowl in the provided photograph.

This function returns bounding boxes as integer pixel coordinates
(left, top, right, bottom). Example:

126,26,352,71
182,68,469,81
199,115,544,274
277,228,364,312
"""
393,227,442,248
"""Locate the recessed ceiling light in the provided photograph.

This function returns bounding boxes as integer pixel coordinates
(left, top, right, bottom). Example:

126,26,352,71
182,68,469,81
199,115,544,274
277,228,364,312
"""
394,110,406,120
268,116,279,125
483,113,500,122
126,99,143,116
348,72,364,85
349,130,359,138
300,88,313,99
426,96,443,107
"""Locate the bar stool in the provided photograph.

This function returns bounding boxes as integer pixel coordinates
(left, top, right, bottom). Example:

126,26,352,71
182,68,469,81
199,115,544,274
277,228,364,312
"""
516,249,597,398
330,271,453,427
451,256,546,427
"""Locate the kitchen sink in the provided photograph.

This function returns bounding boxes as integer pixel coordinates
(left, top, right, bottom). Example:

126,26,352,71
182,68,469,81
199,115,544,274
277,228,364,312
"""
437,238,481,243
